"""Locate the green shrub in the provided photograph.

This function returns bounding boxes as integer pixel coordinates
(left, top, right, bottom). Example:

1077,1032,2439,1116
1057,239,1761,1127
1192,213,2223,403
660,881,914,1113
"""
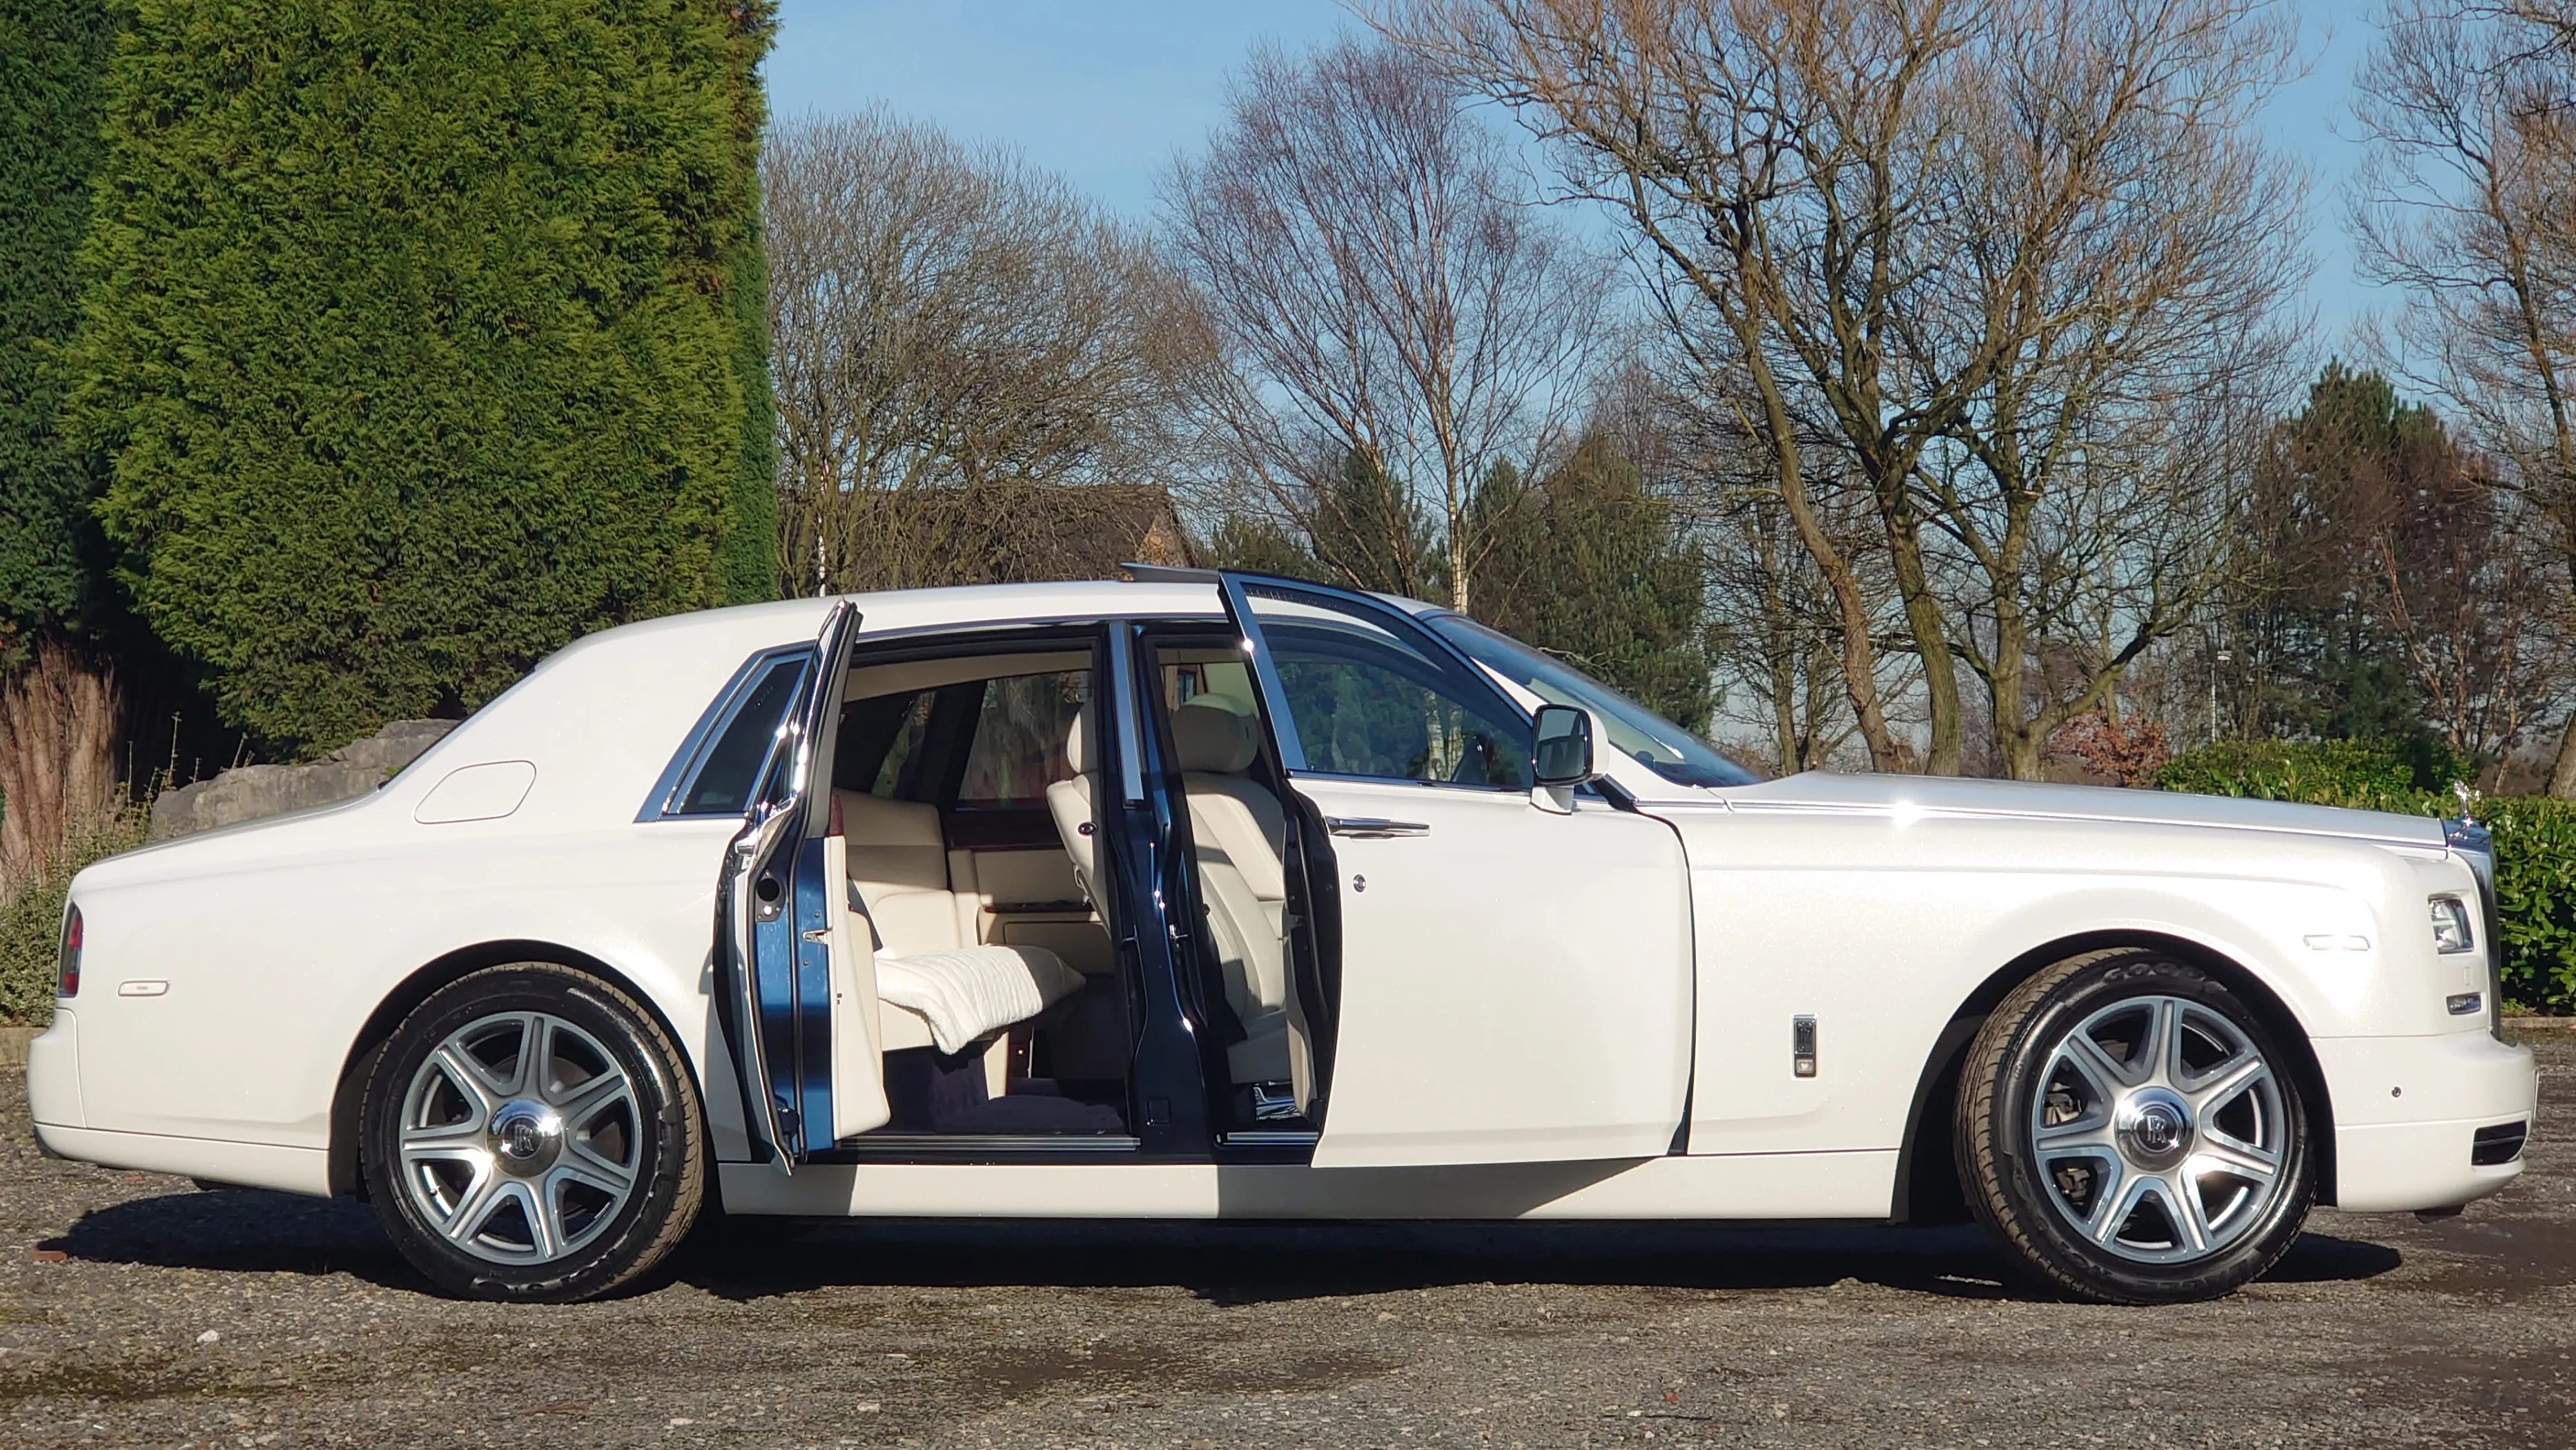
2158,740,2576,1013
0,800,147,1027
2154,738,2423,802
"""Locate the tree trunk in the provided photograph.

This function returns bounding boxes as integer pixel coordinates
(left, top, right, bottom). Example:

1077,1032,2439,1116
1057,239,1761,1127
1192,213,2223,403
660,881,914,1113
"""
0,632,123,900
1882,510,1961,774
2548,715,2576,800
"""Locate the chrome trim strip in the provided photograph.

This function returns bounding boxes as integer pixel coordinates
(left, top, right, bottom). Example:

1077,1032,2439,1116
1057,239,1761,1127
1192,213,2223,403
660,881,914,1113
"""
827,1134,1142,1156
1324,816,1430,838
1220,574,1307,773
1219,1130,1320,1148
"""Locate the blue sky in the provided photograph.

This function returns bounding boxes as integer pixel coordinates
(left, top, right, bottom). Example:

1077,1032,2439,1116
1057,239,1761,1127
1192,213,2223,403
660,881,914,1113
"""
765,0,2395,347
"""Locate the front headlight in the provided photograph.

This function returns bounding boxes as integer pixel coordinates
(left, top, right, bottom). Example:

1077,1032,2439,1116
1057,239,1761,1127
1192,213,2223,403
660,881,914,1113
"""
2430,894,2475,954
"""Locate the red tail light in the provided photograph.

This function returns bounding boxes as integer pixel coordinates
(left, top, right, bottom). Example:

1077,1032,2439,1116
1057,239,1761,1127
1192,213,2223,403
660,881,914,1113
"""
57,905,81,998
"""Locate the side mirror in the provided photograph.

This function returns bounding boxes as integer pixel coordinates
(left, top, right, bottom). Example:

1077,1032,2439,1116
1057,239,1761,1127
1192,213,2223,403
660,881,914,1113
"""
1531,704,1597,789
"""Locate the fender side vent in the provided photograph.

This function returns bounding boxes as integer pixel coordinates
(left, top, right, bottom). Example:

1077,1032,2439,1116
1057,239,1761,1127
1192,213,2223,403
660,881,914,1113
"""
2472,1121,2528,1166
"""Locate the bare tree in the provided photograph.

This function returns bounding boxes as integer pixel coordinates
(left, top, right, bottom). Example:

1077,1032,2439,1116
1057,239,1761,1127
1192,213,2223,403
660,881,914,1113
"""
2351,0,2576,792
1388,0,2303,778
1608,358,1901,772
1160,37,1614,614
1920,0,2308,777
763,109,1192,594
1380,0,2005,771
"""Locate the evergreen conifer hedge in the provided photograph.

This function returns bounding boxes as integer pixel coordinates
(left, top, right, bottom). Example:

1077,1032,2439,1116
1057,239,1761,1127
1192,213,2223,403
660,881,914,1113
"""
65,0,777,755
0,0,118,650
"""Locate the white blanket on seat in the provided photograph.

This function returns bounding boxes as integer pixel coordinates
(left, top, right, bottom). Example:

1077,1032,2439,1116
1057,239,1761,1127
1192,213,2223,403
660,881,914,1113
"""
874,945,1084,1056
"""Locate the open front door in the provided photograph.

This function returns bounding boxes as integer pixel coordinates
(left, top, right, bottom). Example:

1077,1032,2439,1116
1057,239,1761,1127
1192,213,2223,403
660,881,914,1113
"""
716,601,861,1171
1217,577,1694,1169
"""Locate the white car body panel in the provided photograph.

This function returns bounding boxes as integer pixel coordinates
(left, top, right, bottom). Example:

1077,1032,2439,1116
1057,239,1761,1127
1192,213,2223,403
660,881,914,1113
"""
1296,777,1692,1168
24,579,2535,1224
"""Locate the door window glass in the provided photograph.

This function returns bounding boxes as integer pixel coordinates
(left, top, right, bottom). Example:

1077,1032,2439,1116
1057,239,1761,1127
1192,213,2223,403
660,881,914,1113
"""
1247,590,1531,789
676,656,807,815
958,670,1091,805
837,690,936,798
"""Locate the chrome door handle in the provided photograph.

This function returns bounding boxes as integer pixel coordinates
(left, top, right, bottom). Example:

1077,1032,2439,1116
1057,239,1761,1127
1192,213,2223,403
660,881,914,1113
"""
1325,816,1431,838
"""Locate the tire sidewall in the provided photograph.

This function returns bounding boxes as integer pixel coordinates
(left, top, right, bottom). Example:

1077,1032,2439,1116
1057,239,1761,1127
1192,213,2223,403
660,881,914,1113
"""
1979,954,2314,1303
363,966,696,1302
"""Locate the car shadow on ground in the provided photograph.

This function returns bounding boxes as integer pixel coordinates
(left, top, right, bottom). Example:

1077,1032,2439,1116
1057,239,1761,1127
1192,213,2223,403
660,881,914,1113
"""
41,1189,2406,1306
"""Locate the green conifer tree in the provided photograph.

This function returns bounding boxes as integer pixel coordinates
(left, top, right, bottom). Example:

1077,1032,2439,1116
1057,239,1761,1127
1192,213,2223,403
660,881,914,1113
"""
66,0,776,753
1472,436,1714,731
0,0,126,882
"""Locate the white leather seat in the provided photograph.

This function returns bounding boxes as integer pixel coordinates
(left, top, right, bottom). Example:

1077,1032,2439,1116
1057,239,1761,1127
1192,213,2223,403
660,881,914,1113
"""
1167,698,1302,1090
1045,707,1100,908
835,791,964,954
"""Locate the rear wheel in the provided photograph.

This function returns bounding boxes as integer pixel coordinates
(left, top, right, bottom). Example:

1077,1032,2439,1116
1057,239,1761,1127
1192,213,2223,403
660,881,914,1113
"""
1956,949,2313,1304
362,963,705,1302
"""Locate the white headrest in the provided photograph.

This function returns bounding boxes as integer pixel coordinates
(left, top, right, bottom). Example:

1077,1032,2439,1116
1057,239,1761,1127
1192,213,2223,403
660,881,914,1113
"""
1063,706,1091,775
1171,698,1259,774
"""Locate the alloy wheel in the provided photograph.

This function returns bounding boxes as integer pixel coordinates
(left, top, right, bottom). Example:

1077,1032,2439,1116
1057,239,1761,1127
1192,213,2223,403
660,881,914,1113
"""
2025,993,2291,1265
395,1010,642,1265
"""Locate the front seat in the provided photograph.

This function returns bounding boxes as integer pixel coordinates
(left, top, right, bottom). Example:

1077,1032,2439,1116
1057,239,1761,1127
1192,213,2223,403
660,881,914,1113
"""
1045,705,1100,909
1167,697,1309,1101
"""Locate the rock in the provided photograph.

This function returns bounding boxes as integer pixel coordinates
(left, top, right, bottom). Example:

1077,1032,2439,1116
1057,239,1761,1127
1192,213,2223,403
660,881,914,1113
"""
147,720,458,842
197,1330,219,1344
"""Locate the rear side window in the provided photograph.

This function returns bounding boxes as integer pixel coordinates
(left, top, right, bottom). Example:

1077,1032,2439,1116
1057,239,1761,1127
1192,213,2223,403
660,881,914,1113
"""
676,656,808,815
958,670,1089,806
837,690,936,799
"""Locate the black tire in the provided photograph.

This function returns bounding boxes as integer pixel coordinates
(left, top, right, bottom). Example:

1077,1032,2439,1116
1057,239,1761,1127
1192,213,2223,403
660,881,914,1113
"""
362,963,705,1302
1956,949,2314,1304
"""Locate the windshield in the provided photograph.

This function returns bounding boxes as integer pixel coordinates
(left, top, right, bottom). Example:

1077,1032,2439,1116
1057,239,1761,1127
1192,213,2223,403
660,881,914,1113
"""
1427,615,1764,788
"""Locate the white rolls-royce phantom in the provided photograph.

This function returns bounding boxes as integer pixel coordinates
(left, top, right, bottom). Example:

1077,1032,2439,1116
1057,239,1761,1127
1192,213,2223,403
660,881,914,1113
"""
27,570,2536,1304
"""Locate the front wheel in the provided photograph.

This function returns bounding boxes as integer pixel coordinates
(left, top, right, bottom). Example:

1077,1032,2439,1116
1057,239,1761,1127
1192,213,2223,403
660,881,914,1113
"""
362,963,705,1301
1956,949,2314,1304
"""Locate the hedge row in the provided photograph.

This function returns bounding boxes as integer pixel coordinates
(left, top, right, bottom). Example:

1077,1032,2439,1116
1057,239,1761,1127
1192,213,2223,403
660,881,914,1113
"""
2156,741,2576,1014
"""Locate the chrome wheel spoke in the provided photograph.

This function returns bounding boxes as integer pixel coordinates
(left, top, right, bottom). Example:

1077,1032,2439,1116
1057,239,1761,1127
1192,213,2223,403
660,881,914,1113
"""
494,1179,559,1260
549,1069,634,1132
2034,1114,2117,1159
2085,1161,2144,1246
509,1014,551,1099
552,1147,636,1201
2060,1030,2140,1096
2148,1175,2212,1255
398,1115,489,1167
429,1045,508,1116
2192,1132,2281,1186
2185,1053,2270,1114
438,1165,505,1246
2147,998,2186,1086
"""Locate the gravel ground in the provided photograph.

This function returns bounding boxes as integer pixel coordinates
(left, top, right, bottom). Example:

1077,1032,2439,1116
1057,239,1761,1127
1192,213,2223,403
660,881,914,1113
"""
3,1035,2571,1449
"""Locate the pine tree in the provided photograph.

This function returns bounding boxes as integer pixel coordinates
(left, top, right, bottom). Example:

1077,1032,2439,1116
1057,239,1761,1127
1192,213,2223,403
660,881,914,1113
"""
65,0,777,754
1472,436,1714,731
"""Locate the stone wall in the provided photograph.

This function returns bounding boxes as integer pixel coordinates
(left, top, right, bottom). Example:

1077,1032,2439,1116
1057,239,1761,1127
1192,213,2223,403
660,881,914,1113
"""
146,719,458,842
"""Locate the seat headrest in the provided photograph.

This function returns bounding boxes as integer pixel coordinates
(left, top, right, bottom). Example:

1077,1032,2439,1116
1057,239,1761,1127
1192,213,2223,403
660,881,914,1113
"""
1172,698,1260,774
1063,706,1091,775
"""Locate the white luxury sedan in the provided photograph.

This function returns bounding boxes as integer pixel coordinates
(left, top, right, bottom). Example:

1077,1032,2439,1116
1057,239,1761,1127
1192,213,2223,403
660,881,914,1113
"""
27,570,2536,1304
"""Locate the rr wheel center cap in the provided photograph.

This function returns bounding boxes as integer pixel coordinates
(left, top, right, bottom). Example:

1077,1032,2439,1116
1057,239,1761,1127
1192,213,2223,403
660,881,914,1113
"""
489,1100,565,1177
2114,1088,2194,1170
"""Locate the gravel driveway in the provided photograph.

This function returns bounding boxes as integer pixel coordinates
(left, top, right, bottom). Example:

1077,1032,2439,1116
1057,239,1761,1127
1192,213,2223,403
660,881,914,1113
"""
3,1034,2570,1449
